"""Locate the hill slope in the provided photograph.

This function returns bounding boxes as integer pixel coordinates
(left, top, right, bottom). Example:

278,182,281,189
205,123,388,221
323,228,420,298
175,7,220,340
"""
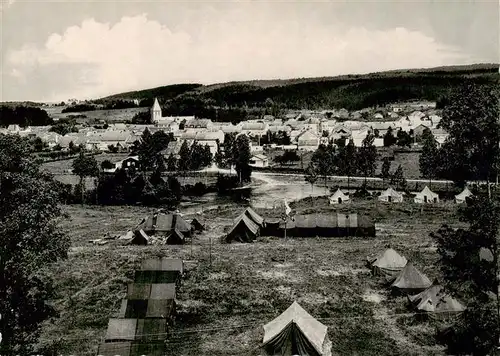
105,64,499,112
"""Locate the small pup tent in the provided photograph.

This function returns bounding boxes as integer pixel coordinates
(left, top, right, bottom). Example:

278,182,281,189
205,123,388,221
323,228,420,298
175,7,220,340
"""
414,186,439,204
329,189,349,205
225,214,260,243
190,216,205,232
244,207,266,228
408,284,465,319
455,187,473,204
378,187,404,203
262,301,332,356
368,248,407,279
391,262,432,294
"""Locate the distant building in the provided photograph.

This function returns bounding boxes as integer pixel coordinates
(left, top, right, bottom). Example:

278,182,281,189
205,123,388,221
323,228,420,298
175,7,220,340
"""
151,98,162,123
249,154,269,168
296,130,319,151
103,156,140,173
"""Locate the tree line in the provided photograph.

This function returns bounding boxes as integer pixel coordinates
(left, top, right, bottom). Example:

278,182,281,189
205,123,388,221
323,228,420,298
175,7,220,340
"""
0,106,54,127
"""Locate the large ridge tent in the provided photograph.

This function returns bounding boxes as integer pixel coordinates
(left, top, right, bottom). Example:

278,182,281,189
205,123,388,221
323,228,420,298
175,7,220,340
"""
378,187,404,203
262,301,332,356
391,262,432,294
118,298,175,319
414,186,439,204
408,284,465,319
135,258,184,284
225,214,260,243
244,207,266,227
278,213,375,238
127,283,176,300
329,189,349,205
138,212,192,236
368,248,407,279
455,187,473,204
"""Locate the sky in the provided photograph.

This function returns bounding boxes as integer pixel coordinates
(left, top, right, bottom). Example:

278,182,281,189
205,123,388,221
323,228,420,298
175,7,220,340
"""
1,0,498,102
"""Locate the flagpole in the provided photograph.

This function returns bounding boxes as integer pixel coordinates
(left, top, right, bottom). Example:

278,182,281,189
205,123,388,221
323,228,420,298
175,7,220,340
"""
284,216,287,263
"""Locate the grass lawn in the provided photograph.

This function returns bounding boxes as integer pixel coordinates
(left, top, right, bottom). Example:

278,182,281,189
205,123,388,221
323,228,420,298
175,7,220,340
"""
37,200,464,355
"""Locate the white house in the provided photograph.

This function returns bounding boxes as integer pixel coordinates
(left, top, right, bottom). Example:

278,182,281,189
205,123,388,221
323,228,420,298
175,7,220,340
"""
241,122,269,137
296,130,320,151
103,156,140,173
249,154,269,168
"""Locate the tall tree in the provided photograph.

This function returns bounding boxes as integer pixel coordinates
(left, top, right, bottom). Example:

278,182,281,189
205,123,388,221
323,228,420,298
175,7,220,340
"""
438,83,500,194
357,133,378,185
419,128,439,187
234,134,252,184
178,140,191,173
383,126,397,147
72,150,99,204
336,139,358,191
432,195,500,354
305,164,318,193
390,165,407,191
0,134,70,354
310,143,335,187
381,157,391,188
166,154,177,172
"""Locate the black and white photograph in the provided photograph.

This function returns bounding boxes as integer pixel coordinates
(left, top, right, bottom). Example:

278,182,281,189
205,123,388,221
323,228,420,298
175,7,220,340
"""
0,0,499,355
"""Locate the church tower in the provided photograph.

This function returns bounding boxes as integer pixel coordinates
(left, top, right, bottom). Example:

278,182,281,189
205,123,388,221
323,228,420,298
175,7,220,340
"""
151,97,162,123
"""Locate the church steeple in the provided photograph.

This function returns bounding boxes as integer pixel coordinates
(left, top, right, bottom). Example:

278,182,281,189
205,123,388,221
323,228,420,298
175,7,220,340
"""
151,97,162,123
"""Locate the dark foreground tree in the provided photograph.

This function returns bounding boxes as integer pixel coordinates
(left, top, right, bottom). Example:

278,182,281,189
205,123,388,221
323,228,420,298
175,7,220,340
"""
419,128,439,187
0,134,70,354
72,150,99,204
233,134,252,183
432,195,500,355
438,83,500,190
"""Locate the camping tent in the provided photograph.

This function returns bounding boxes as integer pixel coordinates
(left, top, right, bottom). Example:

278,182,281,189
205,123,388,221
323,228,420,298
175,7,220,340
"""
378,187,404,203
414,186,439,204
278,213,375,238
262,301,332,356
244,207,265,227
138,213,192,236
134,258,183,284
369,248,407,279
391,262,432,293
190,217,205,232
455,187,473,204
131,230,150,245
165,229,184,245
408,284,465,319
225,214,260,243
329,189,349,205
127,283,176,300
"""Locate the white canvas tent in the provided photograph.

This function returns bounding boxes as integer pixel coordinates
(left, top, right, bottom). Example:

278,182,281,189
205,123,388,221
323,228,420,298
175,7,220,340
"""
262,301,332,356
408,284,465,319
414,186,439,204
369,248,407,279
329,189,349,205
391,262,432,293
455,187,473,204
378,187,404,203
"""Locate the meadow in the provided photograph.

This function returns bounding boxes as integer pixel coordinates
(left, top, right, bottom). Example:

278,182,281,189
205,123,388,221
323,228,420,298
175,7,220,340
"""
37,197,465,355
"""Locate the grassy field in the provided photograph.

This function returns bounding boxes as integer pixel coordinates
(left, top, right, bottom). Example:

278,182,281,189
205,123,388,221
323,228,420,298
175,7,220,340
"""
36,198,465,355
44,106,146,123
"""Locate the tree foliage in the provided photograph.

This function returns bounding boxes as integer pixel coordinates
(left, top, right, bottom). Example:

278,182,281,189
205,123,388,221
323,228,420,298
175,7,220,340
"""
0,134,70,354
233,134,252,183
432,195,500,354
437,83,500,183
357,133,378,182
419,128,439,179
383,126,397,147
0,106,53,127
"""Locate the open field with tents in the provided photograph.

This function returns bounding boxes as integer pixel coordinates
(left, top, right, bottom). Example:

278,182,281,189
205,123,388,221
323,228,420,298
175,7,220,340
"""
37,198,467,355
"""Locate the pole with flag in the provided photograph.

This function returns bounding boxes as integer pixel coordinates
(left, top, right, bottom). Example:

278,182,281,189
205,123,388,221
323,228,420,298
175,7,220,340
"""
283,199,293,263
